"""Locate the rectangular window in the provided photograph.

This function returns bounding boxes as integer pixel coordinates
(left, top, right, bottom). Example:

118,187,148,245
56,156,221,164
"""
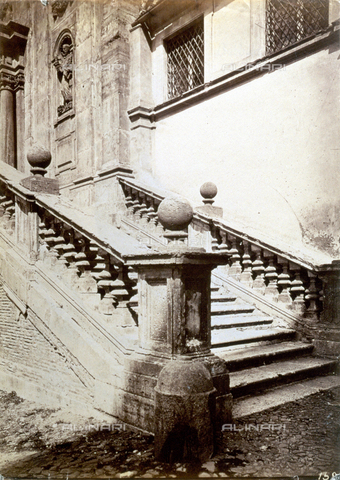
165,19,204,100
266,0,329,55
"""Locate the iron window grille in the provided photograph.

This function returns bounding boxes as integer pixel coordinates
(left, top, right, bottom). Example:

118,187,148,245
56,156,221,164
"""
165,19,204,100
266,0,329,55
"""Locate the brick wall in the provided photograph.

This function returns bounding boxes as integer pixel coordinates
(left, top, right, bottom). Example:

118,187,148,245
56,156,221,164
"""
0,284,93,408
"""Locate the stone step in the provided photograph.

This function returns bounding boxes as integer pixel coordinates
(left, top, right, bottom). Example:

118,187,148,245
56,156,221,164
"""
211,326,296,349
217,341,314,372
211,292,237,302
211,314,272,330
211,303,255,315
230,356,337,398
232,374,340,418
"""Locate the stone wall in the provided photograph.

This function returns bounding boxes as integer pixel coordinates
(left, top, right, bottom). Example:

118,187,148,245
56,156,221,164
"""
0,284,93,411
150,36,340,259
0,0,138,212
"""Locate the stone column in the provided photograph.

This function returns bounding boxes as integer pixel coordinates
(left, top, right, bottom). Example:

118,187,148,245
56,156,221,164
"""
0,80,15,167
14,77,26,173
0,22,29,168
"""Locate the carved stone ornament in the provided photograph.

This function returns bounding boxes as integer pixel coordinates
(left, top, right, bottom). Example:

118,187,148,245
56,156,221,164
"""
51,0,73,20
52,34,73,116
139,0,158,14
0,3,12,22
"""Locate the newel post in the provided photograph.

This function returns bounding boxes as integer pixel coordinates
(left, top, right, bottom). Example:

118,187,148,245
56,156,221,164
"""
125,196,232,463
17,144,59,260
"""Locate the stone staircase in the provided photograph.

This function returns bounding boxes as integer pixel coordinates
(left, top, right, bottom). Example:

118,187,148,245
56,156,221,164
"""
209,284,338,413
0,160,338,428
114,176,339,413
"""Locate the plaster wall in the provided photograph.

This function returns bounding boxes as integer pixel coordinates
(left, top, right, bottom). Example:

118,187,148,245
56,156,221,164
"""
151,41,340,258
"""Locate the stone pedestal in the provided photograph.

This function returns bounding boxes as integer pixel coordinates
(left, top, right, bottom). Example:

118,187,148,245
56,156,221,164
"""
154,358,216,463
123,196,232,446
126,250,223,356
125,248,232,457
310,260,340,357
20,144,59,195
21,176,59,195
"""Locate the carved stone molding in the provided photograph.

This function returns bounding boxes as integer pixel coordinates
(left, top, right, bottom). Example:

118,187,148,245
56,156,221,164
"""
0,70,25,92
51,0,73,21
0,3,12,22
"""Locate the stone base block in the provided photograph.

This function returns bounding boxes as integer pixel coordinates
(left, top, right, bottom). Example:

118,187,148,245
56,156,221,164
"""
196,205,223,217
21,176,59,194
312,338,340,358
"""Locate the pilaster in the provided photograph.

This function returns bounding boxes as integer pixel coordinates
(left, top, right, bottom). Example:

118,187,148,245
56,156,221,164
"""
0,21,29,168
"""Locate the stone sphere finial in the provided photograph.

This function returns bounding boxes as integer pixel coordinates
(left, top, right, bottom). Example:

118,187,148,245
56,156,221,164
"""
158,196,193,231
157,196,193,245
200,182,218,205
27,144,52,177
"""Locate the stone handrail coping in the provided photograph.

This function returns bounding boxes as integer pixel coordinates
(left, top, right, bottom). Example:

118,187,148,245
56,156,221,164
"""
0,161,149,261
0,161,335,269
193,210,334,272
117,175,335,271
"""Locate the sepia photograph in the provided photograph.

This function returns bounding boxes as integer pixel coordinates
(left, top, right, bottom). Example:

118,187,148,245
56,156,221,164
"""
0,0,339,478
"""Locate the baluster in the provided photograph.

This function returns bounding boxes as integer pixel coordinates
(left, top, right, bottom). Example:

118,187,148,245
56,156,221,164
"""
304,273,320,319
131,191,142,222
210,226,219,252
217,231,230,276
290,264,306,313
127,265,139,320
277,258,292,304
152,199,164,237
2,199,14,230
110,264,136,327
42,219,60,265
318,282,324,312
155,210,165,236
62,228,77,265
125,186,134,218
251,246,266,294
240,240,253,287
61,228,80,283
138,194,148,226
264,252,279,300
146,203,157,233
228,235,242,279
74,236,97,292
53,224,70,271
94,252,117,316
0,195,7,217
8,202,15,233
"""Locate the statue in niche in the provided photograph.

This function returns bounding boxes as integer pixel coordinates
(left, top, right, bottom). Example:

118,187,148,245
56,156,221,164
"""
52,36,73,116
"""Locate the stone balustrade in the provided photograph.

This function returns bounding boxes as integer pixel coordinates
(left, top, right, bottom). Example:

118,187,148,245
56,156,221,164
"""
0,151,139,330
37,209,138,326
0,187,15,235
118,177,327,323
119,177,166,246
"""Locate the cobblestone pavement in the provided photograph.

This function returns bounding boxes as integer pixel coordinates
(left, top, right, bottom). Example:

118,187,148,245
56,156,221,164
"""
0,387,339,479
